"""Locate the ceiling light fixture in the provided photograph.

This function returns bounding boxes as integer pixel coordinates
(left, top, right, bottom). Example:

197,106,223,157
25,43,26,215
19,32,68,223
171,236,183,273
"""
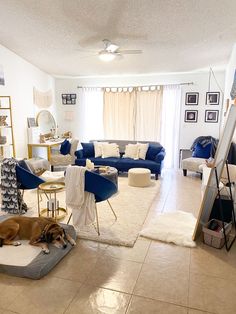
99,51,116,62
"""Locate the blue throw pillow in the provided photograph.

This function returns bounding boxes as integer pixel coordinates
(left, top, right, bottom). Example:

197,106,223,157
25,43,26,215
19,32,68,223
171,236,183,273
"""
60,139,71,155
81,142,95,158
146,144,162,161
192,143,212,158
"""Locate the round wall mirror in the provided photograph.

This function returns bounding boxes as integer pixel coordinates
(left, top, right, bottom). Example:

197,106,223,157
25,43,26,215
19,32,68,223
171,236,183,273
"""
36,110,56,134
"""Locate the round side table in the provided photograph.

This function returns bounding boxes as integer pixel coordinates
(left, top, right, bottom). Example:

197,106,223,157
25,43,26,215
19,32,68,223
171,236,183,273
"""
37,181,67,221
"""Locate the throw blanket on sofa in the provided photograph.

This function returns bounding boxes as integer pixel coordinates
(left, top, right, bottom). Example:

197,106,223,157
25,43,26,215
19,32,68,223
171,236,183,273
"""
1,158,28,214
65,166,95,229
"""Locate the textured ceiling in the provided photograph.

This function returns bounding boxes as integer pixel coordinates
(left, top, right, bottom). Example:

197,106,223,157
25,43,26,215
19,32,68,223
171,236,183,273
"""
0,0,236,76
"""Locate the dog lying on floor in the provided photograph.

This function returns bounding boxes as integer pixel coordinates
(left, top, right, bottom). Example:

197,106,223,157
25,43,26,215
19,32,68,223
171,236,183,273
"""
0,216,76,254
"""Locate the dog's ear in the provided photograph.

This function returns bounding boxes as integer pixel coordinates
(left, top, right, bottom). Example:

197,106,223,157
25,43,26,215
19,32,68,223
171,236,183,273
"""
45,224,63,243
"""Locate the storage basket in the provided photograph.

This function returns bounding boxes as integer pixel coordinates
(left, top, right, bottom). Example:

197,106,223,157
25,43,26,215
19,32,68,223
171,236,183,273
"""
203,219,232,249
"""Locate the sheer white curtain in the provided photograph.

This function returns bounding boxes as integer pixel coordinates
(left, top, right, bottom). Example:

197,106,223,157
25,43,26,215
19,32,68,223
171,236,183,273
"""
135,88,163,141
79,88,104,142
161,85,181,168
103,90,136,139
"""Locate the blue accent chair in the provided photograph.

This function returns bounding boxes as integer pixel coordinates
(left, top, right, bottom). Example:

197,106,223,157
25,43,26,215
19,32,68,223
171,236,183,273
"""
16,164,45,212
67,169,118,235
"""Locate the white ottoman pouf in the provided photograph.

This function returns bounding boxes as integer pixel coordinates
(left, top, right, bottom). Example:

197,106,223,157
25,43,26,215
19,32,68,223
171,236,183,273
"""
128,168,151,187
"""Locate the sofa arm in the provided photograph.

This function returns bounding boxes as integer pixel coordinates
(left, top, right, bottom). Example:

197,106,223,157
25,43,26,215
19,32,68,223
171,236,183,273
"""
155,149,166,163
75,149,84,159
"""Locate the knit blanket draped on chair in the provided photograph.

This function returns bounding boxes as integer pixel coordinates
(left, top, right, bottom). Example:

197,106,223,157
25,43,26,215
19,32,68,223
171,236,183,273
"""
1,158,28,214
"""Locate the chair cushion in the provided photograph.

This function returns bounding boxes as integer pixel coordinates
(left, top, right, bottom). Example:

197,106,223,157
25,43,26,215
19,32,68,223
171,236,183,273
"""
192,143,212,158
50,154,73,166
146,144,162,161
60,139,71,155
81,142,95,158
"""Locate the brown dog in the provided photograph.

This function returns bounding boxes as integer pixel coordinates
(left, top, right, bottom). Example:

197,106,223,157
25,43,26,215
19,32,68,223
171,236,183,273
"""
0,216,76,254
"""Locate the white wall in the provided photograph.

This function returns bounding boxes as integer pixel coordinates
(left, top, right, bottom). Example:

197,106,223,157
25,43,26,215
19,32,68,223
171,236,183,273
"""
223,44,236,141
0,44,55,158
55,70,225,149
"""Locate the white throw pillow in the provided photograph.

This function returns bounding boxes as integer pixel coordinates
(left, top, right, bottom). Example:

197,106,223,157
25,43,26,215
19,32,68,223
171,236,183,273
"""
94,141,108,157
123,144,139,160
137,143,149,160
102,143,120,158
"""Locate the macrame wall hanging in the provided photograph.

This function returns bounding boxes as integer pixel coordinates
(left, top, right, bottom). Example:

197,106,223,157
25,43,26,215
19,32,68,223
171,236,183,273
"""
33,87,53,108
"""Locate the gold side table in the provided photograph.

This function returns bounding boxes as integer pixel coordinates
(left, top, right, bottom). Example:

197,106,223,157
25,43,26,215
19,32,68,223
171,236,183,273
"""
37,181,67,221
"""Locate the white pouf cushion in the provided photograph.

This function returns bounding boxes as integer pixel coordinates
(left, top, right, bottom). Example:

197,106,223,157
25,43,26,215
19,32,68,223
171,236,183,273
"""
128,168,151,187
182,157,205,173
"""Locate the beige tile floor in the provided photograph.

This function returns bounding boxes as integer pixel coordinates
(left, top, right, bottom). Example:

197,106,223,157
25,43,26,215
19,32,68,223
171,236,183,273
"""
1,169,236,314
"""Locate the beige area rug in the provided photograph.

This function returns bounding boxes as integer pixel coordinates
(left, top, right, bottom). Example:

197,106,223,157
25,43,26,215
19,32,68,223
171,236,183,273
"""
77,177,160,246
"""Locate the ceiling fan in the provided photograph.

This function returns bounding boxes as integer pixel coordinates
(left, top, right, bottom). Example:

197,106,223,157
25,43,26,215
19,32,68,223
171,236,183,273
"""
98,39,142,61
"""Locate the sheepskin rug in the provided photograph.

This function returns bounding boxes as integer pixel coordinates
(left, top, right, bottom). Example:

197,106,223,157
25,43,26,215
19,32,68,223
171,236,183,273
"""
140,210,197,247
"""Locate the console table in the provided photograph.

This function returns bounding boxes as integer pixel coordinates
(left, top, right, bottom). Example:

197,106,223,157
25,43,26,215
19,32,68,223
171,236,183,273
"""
28,139,64,161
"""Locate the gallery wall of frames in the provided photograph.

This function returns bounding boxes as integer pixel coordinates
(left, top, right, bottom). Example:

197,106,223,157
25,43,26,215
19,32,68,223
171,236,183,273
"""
184,92,220,123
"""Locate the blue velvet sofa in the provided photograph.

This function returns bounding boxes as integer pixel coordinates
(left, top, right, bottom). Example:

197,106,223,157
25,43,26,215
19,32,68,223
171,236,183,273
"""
74,140,165,179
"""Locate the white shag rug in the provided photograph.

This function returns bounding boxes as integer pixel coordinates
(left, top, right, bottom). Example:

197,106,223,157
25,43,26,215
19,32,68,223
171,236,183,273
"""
140,211,197,247
77,177,160,247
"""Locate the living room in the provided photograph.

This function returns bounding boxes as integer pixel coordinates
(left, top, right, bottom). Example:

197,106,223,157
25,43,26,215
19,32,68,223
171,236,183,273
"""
1,1,236,313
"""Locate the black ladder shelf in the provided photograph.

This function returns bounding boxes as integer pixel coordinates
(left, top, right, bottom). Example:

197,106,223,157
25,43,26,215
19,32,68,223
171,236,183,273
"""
213,160,236,251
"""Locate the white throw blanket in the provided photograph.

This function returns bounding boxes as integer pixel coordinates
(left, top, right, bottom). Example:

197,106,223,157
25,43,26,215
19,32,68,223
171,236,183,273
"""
65,166,96,229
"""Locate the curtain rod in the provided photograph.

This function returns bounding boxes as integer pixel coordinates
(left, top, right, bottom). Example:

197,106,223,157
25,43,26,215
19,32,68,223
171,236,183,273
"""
77,82,194,89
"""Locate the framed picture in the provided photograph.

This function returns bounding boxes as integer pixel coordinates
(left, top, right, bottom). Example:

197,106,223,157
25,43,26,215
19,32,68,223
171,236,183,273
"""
185,92,199,105
61,94,77,105
185,110,198,123
206,92,220,105
205,110,219,123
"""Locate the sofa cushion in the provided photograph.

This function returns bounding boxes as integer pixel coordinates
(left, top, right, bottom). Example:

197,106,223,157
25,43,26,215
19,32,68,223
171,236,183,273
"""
123,144,139,159
102,143,120,158
116,158,160,173
81,142,95,158
146,144,162,161
94,141,108,157
192,143,212,159
60,139,71,155
137,143,149,160
75,157,119,168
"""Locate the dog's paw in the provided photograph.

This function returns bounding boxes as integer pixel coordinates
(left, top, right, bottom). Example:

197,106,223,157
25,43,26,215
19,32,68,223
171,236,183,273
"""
42,248,50,254
70,239,76,246
13,241,21,246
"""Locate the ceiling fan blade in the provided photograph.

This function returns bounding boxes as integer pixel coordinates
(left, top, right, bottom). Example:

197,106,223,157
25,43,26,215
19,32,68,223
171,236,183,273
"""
118,49,142,54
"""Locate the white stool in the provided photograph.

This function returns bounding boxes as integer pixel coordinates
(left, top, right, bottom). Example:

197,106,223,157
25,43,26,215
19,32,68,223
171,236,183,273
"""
128,168,151,187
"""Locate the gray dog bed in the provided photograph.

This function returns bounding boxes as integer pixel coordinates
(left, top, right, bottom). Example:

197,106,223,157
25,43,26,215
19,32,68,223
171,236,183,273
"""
0,215,76,279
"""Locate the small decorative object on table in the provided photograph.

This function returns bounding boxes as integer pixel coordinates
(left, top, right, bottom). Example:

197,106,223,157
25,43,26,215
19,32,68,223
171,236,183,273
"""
86,158,94,170
0,115,8,126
